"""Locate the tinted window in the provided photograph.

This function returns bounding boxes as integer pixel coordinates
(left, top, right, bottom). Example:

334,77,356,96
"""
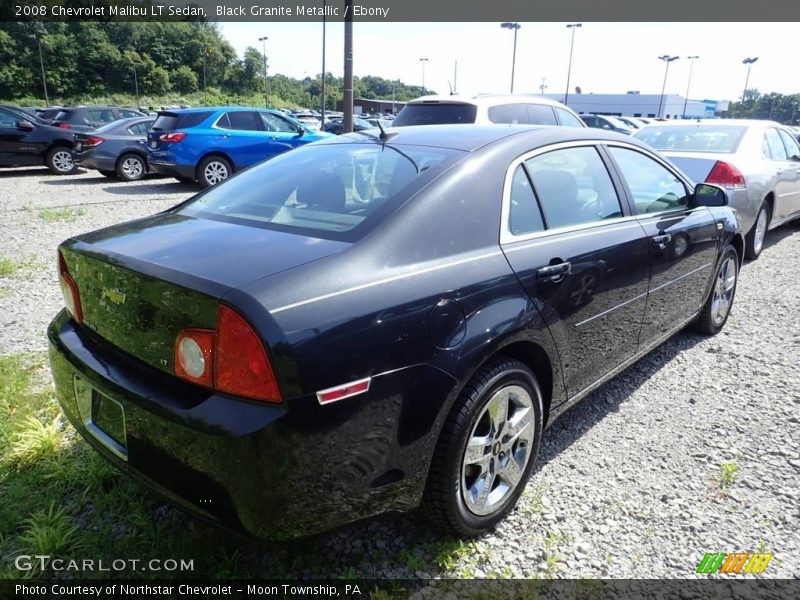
220,111,261,131
608,146,689,214
180,144,462,240
261,112,297,133
508,165,545,236
778,128,800,158
0,110,18,127
488,104,529,124
119,109,141,118
526,104,557,125
128,121,153,135
392,104,478,126
525,146,622,229
152,112,212,131
764,128,788,160
87,109,116,123
635,125,746,153
555,108,584,128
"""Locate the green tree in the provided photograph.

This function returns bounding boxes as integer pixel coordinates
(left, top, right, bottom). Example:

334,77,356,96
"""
172,65,198,93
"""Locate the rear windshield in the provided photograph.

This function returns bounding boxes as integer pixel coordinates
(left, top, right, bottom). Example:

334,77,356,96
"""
152,111,213,131
635,125,747,153
393,104,478,126
178,142,464,241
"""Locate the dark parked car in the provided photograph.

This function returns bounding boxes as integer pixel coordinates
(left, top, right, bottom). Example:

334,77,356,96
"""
323,117,373,135
146,107,332,188
51,106,145,133
34,106,66,124
72,116,155,181
49,125,742,540
580,114,634,135
0,105,76,174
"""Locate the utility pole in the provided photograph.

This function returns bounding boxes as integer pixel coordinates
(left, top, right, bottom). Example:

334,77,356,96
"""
741,57,758,105
657,55,680,118
132,66,139,108
258,36,269,108
539,77,547,94
419,58,428,94
343,0,354,133
321,0,327,128
681,55,699,119
453,61,458,94
37,34,49,105
500,22,521,93
564,23,582,105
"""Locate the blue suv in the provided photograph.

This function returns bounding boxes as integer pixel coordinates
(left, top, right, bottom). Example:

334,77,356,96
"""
147,107,332,187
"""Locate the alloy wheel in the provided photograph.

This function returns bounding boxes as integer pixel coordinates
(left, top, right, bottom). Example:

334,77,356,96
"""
753,207,768,256
711,257,736,325
52,151,74,173
461,385,535,516
121,157,144,180
204,161,229,186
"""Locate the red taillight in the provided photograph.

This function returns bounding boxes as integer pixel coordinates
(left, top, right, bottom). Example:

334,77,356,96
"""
706,161,746,188
58,123,71,129
159,132,186,143
173,305,281,403
58,251,83,324
174,329,215,388
84,135,104,148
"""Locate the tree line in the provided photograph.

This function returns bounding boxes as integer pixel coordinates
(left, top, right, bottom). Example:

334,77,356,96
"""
0,22,428,107
727,89,800,125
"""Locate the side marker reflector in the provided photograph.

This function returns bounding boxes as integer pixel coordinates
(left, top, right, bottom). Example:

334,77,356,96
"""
316,377,371,405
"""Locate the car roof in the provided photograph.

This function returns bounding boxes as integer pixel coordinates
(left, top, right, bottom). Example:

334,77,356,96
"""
163,106,276,115
330,123,631,152
407,94,570,108
642,118,782,128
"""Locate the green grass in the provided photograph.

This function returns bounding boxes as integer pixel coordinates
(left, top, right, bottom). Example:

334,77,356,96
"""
0,353,479,581
717,462,741,491
0,255,48,279
38,207,86,223
0,257,20,278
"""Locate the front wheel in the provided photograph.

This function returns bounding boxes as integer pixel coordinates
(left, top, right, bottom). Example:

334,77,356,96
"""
423,358,543,536
693,245,739,335
45,147,76,175
197,155,232,189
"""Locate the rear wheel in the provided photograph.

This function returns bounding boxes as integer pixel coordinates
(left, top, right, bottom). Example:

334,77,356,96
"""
744,201,769,260
45,147,76,174
423,358,543,536
116,153,146,181
197,155,231,188
694,245,739,335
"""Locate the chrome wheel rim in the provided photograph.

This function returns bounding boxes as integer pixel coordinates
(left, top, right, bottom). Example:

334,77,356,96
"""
711,257,736,325
52,151,73,173
461,385,535,516
753,207,768,255
121,157,144,179
204,161,229,185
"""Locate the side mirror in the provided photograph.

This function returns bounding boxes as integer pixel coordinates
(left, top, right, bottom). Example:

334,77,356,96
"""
693,183,728,207
17,120,34,131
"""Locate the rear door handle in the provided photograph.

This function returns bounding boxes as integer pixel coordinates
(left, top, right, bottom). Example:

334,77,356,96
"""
652,233,672,248
537,262,571,281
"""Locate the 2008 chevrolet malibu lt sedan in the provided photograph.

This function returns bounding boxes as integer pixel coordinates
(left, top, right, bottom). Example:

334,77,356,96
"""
49,124,742,539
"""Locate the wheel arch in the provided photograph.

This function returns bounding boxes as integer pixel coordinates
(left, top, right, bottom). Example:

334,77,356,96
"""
115,150,148,167
196,151,235,178
730,232,745,267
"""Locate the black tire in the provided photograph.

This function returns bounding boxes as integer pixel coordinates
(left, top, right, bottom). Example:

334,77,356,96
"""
98,170,117,178
744,201,769,260
423,357,544,536
45,147,77,175
693,245,739,335
115,153,146,181
197,155,232,189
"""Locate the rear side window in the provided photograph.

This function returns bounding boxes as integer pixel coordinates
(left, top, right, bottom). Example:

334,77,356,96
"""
508,165,545,235
219,111,261,131
555,108,585,128
87,109,115,124
152,112,212,131
180,143,462,241
526,104,557,126
525,146,623,229
128,121,153,135
608,146,689,214
392,104,478,126
764,128,788,161
119,109,140,118
635,125,747,153
488,104,529,124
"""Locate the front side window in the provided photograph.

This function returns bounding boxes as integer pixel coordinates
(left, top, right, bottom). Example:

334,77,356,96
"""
261,112,297,133
524,146,623,229
608,146,689,214
180,143,462,240
778,128,800,158
0,110,18,127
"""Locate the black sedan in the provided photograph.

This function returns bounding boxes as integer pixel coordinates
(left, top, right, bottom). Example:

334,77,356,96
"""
72,117,155,181
0,106,76,174
49,125,743,539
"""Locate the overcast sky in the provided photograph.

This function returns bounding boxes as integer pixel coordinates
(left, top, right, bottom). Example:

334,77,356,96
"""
219,22,796,102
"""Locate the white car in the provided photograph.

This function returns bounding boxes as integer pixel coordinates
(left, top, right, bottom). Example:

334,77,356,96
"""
392,94,586,128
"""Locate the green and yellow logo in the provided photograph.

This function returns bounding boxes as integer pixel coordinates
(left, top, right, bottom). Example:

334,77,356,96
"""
696,552,773,574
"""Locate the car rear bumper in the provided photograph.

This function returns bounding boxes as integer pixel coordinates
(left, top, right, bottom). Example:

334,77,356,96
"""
48,310,456,539
148,161,195,180
72,151,115,172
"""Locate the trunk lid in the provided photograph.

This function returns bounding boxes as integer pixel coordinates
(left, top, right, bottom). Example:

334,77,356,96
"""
62,212,348,376
661,152,733,185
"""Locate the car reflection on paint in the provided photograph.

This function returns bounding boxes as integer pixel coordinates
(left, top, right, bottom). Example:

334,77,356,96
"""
49,124,742,539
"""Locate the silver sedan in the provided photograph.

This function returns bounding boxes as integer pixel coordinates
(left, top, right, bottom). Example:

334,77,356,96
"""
634,119,800,259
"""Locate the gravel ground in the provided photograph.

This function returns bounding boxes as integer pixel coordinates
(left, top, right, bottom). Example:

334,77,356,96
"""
0,167,798,579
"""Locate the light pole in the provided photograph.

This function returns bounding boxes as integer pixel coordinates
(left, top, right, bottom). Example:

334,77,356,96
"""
500,22,521,93
321,0,327,126
202,50,208,105
741,57,758,105
419,58,428,95
258,36,269,108
564,23,581,105
539,77,547,94
657,55,680,118
681,55,699,119
132,65,139,108
36,34,49,105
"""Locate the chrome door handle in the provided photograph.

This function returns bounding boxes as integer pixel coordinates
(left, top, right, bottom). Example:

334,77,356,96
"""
537,262,571,281
652,233,672,248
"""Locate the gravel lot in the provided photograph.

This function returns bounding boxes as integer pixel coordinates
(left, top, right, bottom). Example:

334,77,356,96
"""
1,167,798,579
